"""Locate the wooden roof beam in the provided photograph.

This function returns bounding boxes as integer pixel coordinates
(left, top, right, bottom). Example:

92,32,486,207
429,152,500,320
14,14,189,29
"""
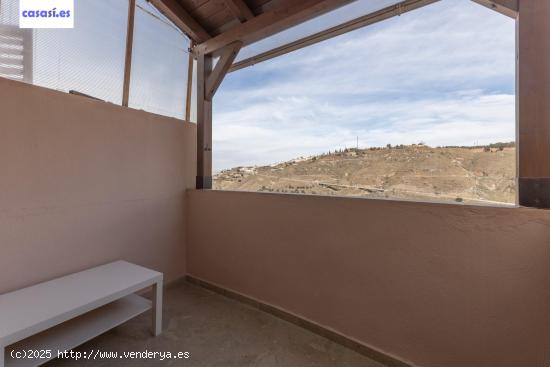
470,0,518,18
194,0,354,55
148,0,211,42
224,0,255,22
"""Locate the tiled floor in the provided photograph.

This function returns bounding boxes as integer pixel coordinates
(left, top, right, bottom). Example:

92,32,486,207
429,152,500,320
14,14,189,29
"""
51,281,386,366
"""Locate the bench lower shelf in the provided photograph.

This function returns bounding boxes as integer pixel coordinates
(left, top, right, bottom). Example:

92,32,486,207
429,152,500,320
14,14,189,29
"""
5,294,152,367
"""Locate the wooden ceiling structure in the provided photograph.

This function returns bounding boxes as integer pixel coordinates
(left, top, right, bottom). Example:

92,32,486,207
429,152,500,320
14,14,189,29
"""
149,0,517,63
145,0,519,191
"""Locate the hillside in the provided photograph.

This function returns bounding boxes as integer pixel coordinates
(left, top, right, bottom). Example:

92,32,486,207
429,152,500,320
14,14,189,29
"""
214,144,516,205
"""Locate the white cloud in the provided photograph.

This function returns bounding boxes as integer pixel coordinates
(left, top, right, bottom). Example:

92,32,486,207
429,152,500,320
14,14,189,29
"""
213,0,516,171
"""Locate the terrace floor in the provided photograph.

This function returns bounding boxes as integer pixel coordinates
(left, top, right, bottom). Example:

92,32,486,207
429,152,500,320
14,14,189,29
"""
49,281,386,367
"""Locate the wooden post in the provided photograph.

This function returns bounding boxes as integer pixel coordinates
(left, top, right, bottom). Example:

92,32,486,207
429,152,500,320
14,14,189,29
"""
196,53,213,189
195,42,242,189
185,41,195,121
122,0,136,107
518,0,550,208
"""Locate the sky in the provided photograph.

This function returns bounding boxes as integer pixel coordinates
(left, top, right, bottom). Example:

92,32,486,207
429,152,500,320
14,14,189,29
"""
212,0,516,172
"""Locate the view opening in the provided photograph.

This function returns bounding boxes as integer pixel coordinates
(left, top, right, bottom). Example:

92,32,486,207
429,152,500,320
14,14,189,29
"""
212,0,516,206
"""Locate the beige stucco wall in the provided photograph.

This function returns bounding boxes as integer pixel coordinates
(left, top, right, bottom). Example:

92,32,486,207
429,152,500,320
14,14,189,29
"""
187,190,550,367
0,78,196,294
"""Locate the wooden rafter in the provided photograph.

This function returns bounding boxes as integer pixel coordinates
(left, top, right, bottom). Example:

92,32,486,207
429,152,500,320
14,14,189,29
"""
470,0,518,18
148,0,211,42
194,0,354,55
205,41,242,100
224,0,255,22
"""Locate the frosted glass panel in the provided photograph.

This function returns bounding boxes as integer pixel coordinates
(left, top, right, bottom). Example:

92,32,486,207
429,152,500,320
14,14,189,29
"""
0,0,128,104
128,0,190,119
35,0,128,103
0,0,18,24
236,0,403,62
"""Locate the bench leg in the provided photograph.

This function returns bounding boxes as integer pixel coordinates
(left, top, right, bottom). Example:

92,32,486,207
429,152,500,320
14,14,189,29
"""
152,281,163,336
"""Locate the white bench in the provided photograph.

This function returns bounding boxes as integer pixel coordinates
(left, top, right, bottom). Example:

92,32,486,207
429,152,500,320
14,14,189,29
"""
0,261,163,367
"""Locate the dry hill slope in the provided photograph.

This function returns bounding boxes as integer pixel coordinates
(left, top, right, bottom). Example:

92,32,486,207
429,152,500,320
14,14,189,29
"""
214,144,516,205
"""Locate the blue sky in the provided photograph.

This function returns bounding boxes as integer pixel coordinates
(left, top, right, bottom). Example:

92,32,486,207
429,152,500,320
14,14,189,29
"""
212,0,516,172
